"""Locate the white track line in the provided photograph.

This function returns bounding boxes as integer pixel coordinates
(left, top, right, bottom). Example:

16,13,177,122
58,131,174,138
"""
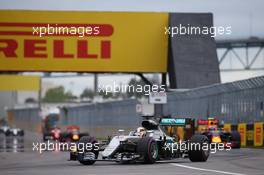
170,163,247,175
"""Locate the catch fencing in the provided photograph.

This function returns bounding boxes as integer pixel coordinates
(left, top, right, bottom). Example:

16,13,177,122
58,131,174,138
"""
163,76,264,124
7,99,141,138
7,76,264,138
59,99,141,137
7,107,41,132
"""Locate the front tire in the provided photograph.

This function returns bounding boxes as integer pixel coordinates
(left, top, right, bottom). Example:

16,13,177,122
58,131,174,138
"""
188,135,210,162
137,137,158,164
78,136,99,165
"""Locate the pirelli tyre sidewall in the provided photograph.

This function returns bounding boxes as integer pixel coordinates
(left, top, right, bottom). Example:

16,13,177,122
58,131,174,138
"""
78,136,99,165
188,134,210,162
137,137,158,164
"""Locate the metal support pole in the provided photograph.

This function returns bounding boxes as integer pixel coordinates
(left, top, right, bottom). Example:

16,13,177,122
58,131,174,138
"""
38,77,42,110
154,73,167,118
94,73,98,95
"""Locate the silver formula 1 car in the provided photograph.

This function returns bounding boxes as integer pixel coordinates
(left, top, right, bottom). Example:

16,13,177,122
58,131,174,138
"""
1,126,24,136
70,117,210,165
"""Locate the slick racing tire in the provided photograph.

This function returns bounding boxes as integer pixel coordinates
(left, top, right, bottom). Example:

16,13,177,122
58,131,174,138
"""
231,131,241,149
78,136,99,165
188,134,210,162
70,152,77,161
43,133,48,142
5,130,11,136
137,137,158,164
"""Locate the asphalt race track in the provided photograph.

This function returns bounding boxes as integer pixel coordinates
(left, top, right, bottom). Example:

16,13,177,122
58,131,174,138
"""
1,148,264,175
0,133,264,175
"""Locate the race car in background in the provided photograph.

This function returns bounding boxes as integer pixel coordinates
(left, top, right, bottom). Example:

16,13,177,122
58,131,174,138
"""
43,126,62,141
42,108,88,142
42,108,61,141
44,125,89,142
197,118,241,148
0,125,24,136
0,125,10,134
60,125,89,142
5,127,24,136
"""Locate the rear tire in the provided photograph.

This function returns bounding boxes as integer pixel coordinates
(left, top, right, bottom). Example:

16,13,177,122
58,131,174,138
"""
5,130,11,136
78,136,99,165
188,135,210,162
231,131,241,149
70,152,77,161
137,137,158,164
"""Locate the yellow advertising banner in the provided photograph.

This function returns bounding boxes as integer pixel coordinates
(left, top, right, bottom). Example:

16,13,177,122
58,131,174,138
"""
247,130,254,141
223,123,231,132
254,122,263,146
0,75,40,91
0,10,168,73
238,123,246,146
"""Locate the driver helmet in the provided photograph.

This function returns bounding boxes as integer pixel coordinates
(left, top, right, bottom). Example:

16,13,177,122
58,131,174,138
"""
136,127,146,137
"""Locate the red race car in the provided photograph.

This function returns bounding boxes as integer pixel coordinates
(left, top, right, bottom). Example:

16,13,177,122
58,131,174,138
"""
197,118,241,148
60,125,89,142
43,126,61,141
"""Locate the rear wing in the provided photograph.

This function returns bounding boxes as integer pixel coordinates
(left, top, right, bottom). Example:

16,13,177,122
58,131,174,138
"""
197,118,219,126
160,118,186,126
159,118,195,141
66,125,80,130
